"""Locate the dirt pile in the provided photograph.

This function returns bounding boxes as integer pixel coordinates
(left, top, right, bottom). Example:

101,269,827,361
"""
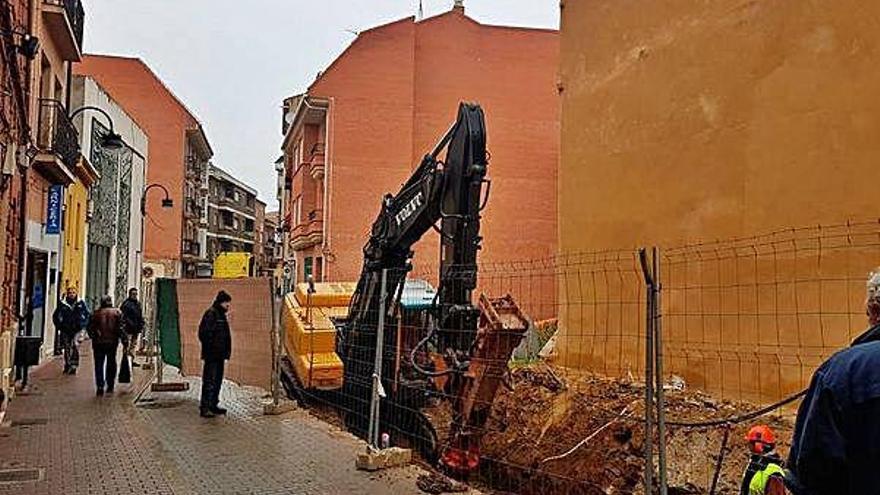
477,365,796,494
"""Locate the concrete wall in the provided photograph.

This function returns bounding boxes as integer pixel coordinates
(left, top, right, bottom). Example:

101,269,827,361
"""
558,0,880,400
76,56,196,269
309,9,559,283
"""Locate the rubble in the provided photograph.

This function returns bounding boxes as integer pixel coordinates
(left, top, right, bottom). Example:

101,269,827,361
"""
477,365,796,494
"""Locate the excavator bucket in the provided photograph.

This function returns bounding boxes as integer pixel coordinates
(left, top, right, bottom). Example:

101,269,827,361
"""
440,293,529,473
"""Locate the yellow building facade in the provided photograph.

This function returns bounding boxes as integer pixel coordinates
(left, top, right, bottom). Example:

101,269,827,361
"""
63,160,98,293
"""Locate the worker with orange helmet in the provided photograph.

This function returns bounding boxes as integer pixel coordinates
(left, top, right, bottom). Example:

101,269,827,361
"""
741,425,786,495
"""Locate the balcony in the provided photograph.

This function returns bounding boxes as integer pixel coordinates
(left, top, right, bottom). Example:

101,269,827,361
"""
182,239,201,258
216,224,255,241
42,0,84,62
309,142,325,180
184,199,202,220
290,210,323,251
33,99,78,184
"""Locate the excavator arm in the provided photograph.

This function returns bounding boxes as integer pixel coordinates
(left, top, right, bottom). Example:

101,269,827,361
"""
339,103,526,473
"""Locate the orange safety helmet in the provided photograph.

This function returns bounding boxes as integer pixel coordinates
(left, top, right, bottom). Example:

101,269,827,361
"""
746,425,776,454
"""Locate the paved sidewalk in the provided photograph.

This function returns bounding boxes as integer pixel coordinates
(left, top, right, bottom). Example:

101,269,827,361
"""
0,345,427,495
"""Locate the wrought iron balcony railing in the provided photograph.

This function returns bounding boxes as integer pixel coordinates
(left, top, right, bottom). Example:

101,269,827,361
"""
37,99,80,169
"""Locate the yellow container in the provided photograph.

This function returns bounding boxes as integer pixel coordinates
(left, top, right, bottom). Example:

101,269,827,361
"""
293,352,344,390
294,282,356,307
282,294,337,355
213,252,253,279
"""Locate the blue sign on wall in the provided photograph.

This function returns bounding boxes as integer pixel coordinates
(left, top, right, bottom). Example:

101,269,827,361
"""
46,184,63,234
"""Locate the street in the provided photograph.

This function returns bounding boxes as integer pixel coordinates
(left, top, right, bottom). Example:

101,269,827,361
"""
0,346,426,495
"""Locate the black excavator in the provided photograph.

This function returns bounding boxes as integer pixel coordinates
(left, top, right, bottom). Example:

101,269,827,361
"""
338,102,529,473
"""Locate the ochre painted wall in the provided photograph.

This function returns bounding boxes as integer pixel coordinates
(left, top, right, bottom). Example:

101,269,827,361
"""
559,0,880,401
62,180,88,292
309,10,560,287
75,56,194,265
560,0,880,252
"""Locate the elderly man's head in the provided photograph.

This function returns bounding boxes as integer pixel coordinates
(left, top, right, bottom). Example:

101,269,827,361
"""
866,270,880,325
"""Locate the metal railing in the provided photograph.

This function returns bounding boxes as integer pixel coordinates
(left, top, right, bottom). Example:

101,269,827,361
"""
45,0,85,49
37,99,80,168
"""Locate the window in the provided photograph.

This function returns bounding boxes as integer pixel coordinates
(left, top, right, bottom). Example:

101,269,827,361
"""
244,243,253,252
244,218,254,231
221,210,234,227
304,256,313,280
315,257,323,282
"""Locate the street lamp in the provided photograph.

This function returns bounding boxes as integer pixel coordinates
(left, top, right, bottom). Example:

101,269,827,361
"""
68,106,125,150
139,183,173,371
0,29,39,59
141,183,173,215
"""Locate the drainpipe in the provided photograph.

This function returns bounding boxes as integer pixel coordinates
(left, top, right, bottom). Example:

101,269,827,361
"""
15,0,35,334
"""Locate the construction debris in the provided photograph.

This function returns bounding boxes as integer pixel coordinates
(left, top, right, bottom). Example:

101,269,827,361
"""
477,365,796,494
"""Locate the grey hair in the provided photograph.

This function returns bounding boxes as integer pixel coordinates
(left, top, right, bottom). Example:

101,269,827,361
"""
867,270,880,303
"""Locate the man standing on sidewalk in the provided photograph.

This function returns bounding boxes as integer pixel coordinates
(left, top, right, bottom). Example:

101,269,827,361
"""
52,287,90,375
87,295,124,396
786,270,880,493
198,291,232,418
120,288,145,367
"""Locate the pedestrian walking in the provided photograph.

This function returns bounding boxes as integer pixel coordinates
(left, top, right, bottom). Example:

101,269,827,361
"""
785,270,880,494
52,287,90,375
87,295,124,396
198,290,232,418
120,288,145,367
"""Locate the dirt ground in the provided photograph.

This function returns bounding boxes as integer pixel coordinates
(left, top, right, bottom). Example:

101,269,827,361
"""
476,365,796,494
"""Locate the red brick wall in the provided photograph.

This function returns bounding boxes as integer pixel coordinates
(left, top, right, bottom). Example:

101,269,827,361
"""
310,18,417,282
308,11,559,283
75,56,193,262
175,278,273,390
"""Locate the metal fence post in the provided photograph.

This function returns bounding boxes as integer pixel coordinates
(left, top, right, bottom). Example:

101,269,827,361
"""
654,247,668,495
270,277,280,408
367,269,388,450
639,249,655,494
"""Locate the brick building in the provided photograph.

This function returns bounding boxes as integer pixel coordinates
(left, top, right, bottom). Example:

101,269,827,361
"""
205,164,261,264
20,0,86,358
280,4,559,284
75,55,213,279
0,0,34,408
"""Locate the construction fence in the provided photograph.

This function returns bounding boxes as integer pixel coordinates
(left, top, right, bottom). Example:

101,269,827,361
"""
148,277,274,391
143,220,880,494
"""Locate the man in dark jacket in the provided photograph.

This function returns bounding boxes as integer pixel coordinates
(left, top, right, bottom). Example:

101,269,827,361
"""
87,295,124,396
198,291,232,418
52,287,90,374
786,271,880,494
120,288,145,367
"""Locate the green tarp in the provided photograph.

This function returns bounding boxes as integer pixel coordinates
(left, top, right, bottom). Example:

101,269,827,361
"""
155,278,182,368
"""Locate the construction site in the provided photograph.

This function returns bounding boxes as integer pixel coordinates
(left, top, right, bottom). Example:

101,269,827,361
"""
3,1,879,494
142,93,880,493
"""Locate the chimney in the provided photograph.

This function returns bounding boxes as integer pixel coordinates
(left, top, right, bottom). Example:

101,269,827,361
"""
453,0,464,13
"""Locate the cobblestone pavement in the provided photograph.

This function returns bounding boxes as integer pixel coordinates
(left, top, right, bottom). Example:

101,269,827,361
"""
0,345,430,495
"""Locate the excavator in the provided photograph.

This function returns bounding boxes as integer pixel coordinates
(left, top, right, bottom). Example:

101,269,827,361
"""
336,102,529,472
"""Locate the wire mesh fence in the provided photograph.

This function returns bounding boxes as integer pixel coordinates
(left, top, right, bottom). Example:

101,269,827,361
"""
273,220,880,494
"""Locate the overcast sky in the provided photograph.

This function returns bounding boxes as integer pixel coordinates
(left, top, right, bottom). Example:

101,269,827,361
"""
79,1,559,206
